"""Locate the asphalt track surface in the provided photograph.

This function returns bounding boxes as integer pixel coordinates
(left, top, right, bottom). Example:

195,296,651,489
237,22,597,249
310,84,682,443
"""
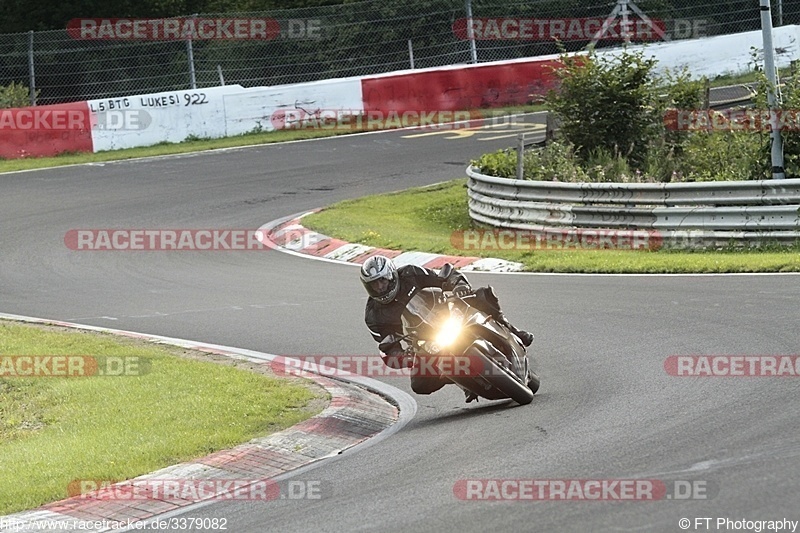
2,115,799,533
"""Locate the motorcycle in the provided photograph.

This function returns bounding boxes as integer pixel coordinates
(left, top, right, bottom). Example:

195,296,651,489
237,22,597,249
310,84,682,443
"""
396,265,539,405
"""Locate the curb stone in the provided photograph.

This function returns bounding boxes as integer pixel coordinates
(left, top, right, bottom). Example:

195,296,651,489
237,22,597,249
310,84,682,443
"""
0,314,405,533
260,210,525,272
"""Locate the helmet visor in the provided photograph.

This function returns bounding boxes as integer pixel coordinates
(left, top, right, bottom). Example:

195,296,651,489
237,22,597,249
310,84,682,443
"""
364,271,398,302
369,277,391,295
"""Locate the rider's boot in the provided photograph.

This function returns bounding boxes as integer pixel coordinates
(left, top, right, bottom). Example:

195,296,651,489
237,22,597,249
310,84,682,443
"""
495,313,534,347
458,385,479,403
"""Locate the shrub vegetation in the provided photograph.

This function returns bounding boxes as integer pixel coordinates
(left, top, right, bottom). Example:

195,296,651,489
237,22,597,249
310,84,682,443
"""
472,48,793,182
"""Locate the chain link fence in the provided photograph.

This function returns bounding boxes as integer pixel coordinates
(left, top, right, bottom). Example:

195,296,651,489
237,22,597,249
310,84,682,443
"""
1,0,798,106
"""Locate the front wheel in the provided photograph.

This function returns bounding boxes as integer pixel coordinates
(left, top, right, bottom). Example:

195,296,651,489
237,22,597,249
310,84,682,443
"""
464,341,534,405
527,370,540,395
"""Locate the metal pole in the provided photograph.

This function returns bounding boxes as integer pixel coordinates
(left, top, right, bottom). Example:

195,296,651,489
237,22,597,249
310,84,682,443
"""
28,30,36,106
620,0,632,44
217,65,225,86
186,15,197,90
465,0,478,64
590,0,622,48
408,39,415,69
777,0,783,26
516,133,524,180
760,0,785,179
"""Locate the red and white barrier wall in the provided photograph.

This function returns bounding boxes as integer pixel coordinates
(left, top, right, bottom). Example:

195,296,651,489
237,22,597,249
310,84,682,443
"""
0,102,93,159
1,57,560,159
3,24,800,160
360,57,562,115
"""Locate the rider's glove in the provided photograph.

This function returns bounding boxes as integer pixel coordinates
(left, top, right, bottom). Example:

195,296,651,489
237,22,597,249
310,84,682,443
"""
383,348,415,369
452,283,472,298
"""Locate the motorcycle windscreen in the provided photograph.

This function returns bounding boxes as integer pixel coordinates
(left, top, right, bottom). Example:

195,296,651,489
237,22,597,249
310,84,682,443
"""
400,288,441,331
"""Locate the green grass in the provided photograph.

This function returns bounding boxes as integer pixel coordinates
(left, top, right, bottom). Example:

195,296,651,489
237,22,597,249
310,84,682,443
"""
301,179,800,274
0,320,324,514
706,65,794,88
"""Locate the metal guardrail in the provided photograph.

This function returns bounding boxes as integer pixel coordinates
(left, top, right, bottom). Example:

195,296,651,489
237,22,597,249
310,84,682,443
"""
468,169,800,206
466,166,800,248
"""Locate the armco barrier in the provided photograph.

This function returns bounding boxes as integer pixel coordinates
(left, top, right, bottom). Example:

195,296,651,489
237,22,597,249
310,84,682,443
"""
0,102,93,159
466,166,800,248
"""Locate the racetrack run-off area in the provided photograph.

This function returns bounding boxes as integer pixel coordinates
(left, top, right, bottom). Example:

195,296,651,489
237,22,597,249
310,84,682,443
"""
1,118,798,532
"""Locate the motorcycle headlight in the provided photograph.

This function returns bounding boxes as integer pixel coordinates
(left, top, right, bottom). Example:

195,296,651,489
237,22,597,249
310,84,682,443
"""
435,316,462,347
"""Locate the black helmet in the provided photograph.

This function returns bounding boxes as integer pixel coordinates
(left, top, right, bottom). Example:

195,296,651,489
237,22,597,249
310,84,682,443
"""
360,255,400,304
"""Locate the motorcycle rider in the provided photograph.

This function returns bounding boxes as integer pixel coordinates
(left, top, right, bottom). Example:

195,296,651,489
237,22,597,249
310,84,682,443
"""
360,254,533,401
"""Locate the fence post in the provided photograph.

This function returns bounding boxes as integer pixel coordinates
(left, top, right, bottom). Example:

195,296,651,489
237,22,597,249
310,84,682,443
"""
28,30,36,106
516,133,524,180
465,0,478,64
760,0,785,179
187,14,198,90
408,39,415,69
217,65,225,85
545,113,556,143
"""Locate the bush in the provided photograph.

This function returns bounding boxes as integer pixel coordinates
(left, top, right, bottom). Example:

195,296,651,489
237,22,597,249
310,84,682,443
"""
471,143,585,182
470,148,518,179
748,66,800,178
547,48,663,170
472,125,767,183
658,67,709,164
472,48,781,183
674,129,768,181
472,142,654,183
0,82,34,109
